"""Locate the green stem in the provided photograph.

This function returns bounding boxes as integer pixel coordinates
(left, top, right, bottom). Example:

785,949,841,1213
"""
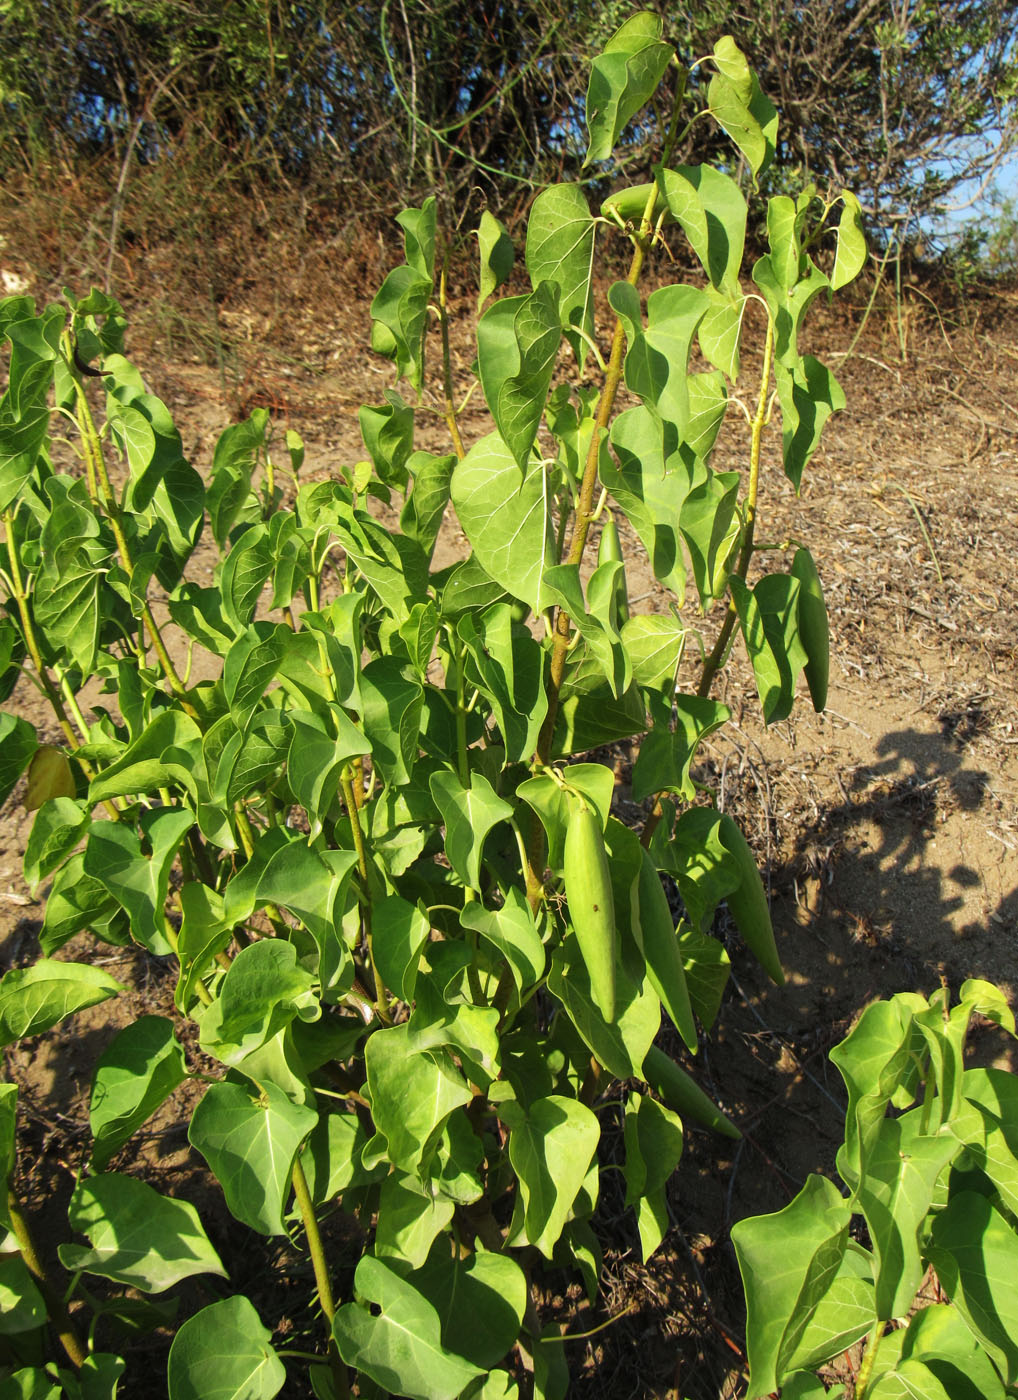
8,1186,88,1370
290,1157,351,1399
855,1319,884,1398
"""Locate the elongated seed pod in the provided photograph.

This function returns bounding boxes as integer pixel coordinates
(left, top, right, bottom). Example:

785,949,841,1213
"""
791,547,829,712
643,1045,741,1139
718,813,785,985
636,848,697,1052
563,799,617,1022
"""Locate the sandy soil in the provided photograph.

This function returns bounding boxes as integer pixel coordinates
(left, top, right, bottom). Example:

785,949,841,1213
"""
1,269,1016,1397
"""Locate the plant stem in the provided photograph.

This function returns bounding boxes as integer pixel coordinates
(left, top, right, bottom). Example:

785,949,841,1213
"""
696,315,775,700
854,1319,884,1397
290,1157,351,1399
7,1186,88,1369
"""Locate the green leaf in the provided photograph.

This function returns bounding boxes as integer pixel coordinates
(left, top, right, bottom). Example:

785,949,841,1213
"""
516,762,614,871
621,283,713,453
207,411,268,549
655,164,747,296
752,254,830,369
39,852,126,954
730,572,808,724
829,995,923,1188
84,807,195,954
88,708,202,805
679,466,741,609
167,1295,286,1400
698,287,743,380
546,945,660,1083
525,184,596,369
476,210,515,310
414,1243,528,1371
400,452,456,562
584,12,673,165
927,1190,1018,1385
785,1245,875,1373
621,614,685,690
333,1256,484,1400
90,1015,188,1170
176,882,233,1012
220,524,275,631
359,657,424,786
457,604,549,765
428,769,514,890
223,624,285,730
868,1360,953,1400
460,887,545,996
59,1174,225,1292
23,796,90,891
631,698,730,803
0,714,37,806
892,1304,1007,1400
188,1078,318,1235
855,1110,959,1320
631,841,697,1052
791,546,829,712
371,894,430,1002
370,265,432,394
0,1253,46,1334
0,959,123,1048
677,923,730,1029
198,940,319,1067
552,679,647,756
0,1081,18,1227
731,1173,852,1396
708,58,778,177
476,283,561,471
286,706,371,838
364,1023,472,1180
374,1174,455,1269
359,393,414,491
299,1109,381,1205
398,197,437,283
832,192,867,291
508,1095,600,1258
623,1092,684,1261
775,355,845,491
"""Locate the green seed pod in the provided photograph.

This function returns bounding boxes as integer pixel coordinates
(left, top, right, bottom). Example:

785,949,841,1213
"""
635,848,697,1052
600,184,676,229
791,546,829,712
597,515,629,624
718,813,785,986
563,799,617,1022
643,1045,741,1139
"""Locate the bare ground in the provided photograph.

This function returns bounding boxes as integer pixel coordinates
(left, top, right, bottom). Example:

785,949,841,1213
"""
1,264,1017,1397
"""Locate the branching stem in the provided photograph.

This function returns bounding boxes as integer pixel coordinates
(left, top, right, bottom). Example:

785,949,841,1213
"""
8,1186,88,1370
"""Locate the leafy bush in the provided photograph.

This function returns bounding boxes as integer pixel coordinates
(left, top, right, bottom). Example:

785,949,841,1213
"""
0,15,866,1397
735,980,1018,1400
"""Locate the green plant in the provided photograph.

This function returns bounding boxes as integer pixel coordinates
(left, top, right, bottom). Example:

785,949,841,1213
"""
0,15,865,1397
733,979,1018,1400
